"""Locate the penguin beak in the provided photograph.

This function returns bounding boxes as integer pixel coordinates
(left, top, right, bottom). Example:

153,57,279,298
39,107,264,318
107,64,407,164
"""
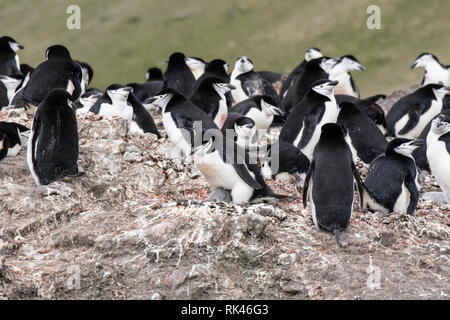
327,80,339,88
411,139,424,147
272,106,285,117
123,87,133,93
410,61,418,69
226,84,236,90
356,63,366,71
18,43,24,50
144,96,157,104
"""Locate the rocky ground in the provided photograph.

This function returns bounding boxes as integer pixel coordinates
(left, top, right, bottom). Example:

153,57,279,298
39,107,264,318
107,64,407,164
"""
0,89,449,300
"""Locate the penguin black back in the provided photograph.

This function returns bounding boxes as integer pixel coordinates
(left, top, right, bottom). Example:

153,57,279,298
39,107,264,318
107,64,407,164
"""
163,52,195,96
303,123,363,247
28,89,79,185
337,101,387,163
18,45,82,107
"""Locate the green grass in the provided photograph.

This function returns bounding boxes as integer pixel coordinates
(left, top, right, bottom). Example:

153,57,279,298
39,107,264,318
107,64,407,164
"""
1,0,449,96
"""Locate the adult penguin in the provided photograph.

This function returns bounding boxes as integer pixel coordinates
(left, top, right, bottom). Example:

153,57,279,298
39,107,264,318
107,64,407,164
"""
89,84,133,120
363,138,422,215
282,56,335,114
188,75,235,128
279,79,340,158
303,123,363,247
426,114,450,203
386,84,449,138
163,52,195,96
0,36,24,76
146,88,218,157
410,53,450,87
191,136,294,204
337,101,387,164
11,45,82,109
27,89,81,185
0,121,29,161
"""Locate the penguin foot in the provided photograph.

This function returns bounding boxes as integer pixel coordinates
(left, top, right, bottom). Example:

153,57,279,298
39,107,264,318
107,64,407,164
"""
207,188,232,203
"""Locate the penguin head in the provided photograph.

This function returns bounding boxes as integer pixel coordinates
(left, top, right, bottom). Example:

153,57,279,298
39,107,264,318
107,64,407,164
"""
167,52,186,65
311,79,339,97
234,116,256,139
106,84,133,102
145,67,163,81
185,57,207,77
332,55,365,75
0,75,23,90
191,136,216,157
212,82,236,95
410,53,439,70
46,45,71,60
234,56,254,74
305,47,322,62
431,114,450,136
388,138,424,157
144,88,177,110
0,36,24,53
321,123,346,137
206,59,229,74
44,88,73,107
259,96,284,117
318,57,338,74
426,83,450,100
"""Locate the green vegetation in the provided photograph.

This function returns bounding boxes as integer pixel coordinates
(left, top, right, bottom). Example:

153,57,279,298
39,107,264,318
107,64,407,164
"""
1,0,449,96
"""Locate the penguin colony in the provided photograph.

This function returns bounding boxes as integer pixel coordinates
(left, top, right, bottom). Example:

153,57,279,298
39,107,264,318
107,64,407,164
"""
0,35,449,247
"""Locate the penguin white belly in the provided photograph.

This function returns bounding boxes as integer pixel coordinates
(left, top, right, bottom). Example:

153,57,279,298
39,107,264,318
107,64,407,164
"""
128,120,145,135
196,151,255,203
396,100,442,138
6,143,21,157
230,78,248,104
163,112,191,156
393,181,410,213
66,80,75,95
427,132,450,201
26,118,41,186
363,189,390,214
423,67,450,87
275,172,293,182
214,99,228,129
98,102,133,121
308,180,319,228
344,133,361,163
301,101,339,157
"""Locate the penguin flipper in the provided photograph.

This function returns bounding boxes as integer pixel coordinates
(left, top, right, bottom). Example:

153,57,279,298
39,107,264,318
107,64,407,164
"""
232,163,262,190
352,162,364,209
0,134,9,161
302,160,314,208
397,105,423,135
297,112,320,149
405,174,419,215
